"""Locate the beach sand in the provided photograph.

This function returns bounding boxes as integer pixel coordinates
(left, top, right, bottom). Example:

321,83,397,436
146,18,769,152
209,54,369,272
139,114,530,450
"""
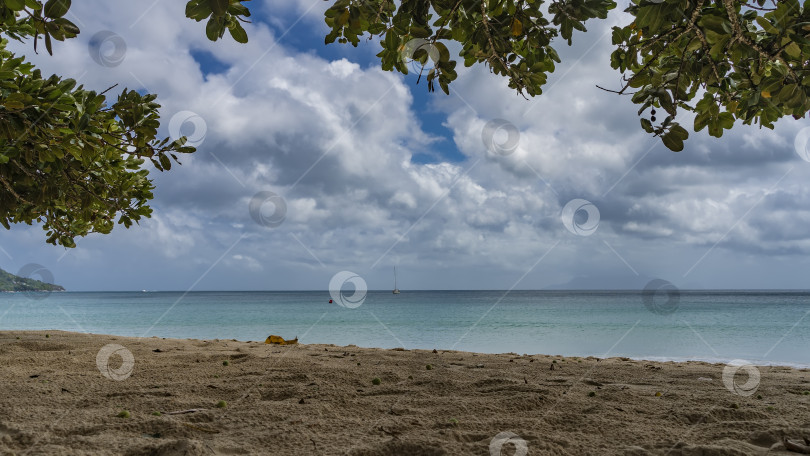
1,331,809,455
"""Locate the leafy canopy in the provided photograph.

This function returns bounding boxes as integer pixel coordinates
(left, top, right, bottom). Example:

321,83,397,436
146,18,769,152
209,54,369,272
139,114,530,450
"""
0,0,202,247
0,0,805,246
321,0,810,152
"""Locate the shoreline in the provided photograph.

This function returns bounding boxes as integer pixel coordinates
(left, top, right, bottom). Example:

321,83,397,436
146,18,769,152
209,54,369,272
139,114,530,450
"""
2,330,809,455
7,328,810,371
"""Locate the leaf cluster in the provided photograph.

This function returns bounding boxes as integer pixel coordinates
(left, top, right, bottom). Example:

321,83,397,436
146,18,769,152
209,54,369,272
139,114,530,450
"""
613,0,809,151
0,0,79,55
185,0,252,43
323,0,615,96
323,0,810,151
0,1,195,246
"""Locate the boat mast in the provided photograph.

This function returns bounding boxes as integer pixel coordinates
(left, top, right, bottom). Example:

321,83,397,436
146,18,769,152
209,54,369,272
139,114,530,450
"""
393,266,400,294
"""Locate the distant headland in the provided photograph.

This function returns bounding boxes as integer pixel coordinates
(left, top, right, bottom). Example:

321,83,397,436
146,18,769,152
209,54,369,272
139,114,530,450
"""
0,267,65,292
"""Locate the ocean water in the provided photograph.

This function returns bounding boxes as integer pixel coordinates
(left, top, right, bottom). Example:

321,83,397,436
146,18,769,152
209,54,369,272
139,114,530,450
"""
1,290,809,367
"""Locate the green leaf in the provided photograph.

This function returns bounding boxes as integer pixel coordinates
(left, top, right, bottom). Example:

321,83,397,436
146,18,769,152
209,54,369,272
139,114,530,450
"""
205,16,223,41
44,32,52,55
43,0,70,18
434,41,450,63
669,124,689,140
3,100,24,109
5,0,26,10
186,1,212,21
228,2,250,17
409,26,431,38
159,153,171,170
707,120,723,137
784,41,801,59
661,132,684,151
717,112,734,129
76,112,89,130
208,0,228,16
228,21,247,43
755,16,778,33
336,9,349,26
53,18,80,36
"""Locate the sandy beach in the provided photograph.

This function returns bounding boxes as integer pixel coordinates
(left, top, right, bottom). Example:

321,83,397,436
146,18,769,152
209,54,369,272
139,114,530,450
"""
1,331,809,455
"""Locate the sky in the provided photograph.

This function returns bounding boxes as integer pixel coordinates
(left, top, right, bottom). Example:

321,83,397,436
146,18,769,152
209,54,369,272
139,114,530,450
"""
2,1,810,291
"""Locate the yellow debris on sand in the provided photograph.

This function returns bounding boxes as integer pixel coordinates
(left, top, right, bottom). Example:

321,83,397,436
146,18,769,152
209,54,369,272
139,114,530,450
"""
265,335,298,345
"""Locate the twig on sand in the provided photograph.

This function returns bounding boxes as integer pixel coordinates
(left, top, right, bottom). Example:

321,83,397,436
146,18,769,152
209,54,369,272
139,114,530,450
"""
784,437,810,454
164,408,207,415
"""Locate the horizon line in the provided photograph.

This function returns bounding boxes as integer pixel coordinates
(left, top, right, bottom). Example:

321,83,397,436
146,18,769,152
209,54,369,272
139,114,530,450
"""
28,288,810,293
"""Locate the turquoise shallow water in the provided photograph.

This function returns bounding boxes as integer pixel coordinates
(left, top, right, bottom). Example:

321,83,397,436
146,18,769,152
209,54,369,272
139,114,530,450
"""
1,290,809,367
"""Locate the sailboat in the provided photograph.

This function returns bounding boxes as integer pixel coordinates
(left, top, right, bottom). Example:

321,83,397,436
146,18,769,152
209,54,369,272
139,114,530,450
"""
392,266,400,294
